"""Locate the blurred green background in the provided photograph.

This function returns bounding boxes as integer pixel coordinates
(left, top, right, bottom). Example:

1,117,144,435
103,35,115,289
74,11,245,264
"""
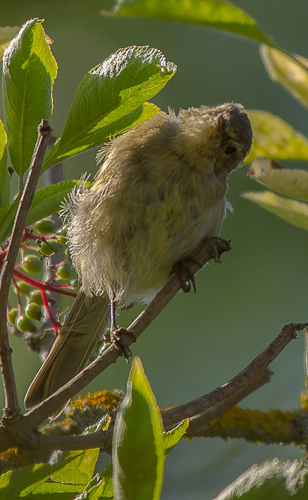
1,1,308,498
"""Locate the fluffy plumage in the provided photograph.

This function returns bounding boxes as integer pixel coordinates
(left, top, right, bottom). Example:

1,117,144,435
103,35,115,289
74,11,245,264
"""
25,103,252,418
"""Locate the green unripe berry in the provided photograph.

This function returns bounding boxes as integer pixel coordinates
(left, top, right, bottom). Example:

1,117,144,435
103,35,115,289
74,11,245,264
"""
29,289,44,306
16,315,37,333
56,227,67,245
34,218,56,234
14,281,32,296
7,308,18,325
56,261,73,280
22,254,43,274
39,239,59,256
25,303,42,321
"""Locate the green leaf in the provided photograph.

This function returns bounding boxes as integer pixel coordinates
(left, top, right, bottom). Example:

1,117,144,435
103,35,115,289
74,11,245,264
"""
0,450,85,499
164,419,189,456
242,190,308,230
42,45,176,170
25,449,100,496
261,46,308,109
246,110,308,162
0,197,19,245
43,102,161,170
2,18,57,177
215,459,308,499
0,180,78,244
33,448,99,499
113,356,165,500
248,157,308,201
26,180,80,227
112,0,274,46
0,26,20,60
85,461,114,499
0,120,10,223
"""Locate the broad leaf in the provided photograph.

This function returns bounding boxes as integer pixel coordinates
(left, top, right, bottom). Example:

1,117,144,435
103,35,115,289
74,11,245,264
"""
214,459,308,499
0,451,86,499
26,180,80,227
261,46,308,109
246,110,308,162
242,190,308,230
2,19,57,177
248,157,308,201
42,45,176,170
43,102,161,170
31,449,99,495
112,0,274,46
113,357,165,500
0,181,78,244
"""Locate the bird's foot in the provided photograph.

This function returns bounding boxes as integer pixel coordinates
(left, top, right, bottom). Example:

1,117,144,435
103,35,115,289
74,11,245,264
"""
109,327,136,362
172,256,202,293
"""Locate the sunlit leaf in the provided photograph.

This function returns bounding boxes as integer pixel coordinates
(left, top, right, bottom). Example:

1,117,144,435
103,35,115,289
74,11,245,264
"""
42,46,176,170
113,357,164,500
215,459,308,499
0,451,86,498
0,26,19,60
84,461,113,499
261,46,308,109
242,190,308,230
111,0,274,46
248,157,308,201
31,449,99,495
2,19,57,176
246,110,308,162
43,102,161,171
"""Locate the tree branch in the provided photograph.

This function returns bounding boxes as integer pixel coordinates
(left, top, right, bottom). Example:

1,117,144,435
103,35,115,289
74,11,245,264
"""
185,406,306,445
1,321,304,455
0,121,53,418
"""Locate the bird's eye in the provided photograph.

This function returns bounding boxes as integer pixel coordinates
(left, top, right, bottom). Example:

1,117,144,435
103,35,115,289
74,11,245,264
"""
224,146,237,155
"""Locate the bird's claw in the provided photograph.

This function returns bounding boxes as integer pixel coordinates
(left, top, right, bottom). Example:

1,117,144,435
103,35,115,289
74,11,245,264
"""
173,256,202,293
111,327,136,362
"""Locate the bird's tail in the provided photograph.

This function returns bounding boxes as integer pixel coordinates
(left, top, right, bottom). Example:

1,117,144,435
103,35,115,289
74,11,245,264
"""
24,292,110,419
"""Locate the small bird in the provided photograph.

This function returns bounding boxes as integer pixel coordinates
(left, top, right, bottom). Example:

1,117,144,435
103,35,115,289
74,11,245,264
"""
25,103,252,418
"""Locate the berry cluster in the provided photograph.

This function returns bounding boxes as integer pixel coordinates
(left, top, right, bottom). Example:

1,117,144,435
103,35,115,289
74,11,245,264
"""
3,218,78,339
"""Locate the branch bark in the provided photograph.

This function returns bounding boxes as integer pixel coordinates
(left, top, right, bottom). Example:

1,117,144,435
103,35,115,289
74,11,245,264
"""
0,321,305,455
0,121,53,418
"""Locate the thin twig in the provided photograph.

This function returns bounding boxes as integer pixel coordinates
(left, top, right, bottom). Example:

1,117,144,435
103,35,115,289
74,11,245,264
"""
185,370,271,432
0,120,53,417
